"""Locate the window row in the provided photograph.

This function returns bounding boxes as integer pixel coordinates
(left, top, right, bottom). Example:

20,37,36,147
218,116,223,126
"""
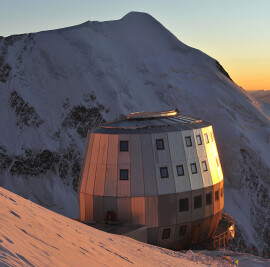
162,224,190,239
179,189,223,212
119,133,214,153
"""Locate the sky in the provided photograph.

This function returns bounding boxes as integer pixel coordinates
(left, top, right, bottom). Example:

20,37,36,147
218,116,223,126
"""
0,0,269,91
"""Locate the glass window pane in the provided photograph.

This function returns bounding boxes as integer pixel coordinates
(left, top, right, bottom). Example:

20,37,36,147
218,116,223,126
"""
185,136,192,147
215,190,219,201
202,161,208,171
120,141,129,151
156,139,164,150
204,133,209,143
179,198,189,212
190,163,197,174
196,135,202,145
162,228,171,239
120,169,129,180
194,195,202,209
176,165,184,176
206,192,212,205
160,167,168,178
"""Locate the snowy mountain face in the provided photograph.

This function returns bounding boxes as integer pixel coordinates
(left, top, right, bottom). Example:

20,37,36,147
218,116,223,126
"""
0,12,269,257
1,187,269,267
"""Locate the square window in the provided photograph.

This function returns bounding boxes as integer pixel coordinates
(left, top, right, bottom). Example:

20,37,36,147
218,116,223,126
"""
179,225,187,236
221,187,224,197
194,195,202,209
204,133,209,144
190,163,197,174
185,136,192,147
156,139,164,150
196,135,202,145
120,169,129,180
202,161,208,171
179,198,189,212
162,228,171,239
206,192,212,205
176,165,184,176
120,141,129,151
160,167,168,178
215,190,219,201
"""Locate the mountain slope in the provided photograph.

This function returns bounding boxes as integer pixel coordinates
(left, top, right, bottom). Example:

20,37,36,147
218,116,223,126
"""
0,12,269,255
1,187,269,267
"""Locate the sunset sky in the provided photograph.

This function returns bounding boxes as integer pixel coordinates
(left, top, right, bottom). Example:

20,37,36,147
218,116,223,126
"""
1,0,269,91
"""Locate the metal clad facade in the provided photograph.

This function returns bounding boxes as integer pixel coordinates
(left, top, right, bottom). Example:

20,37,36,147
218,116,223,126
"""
117,164,130,197
176,191,192,224
103,196,117,219
158,194,177,226
117,197,132,223
158,225,176,249
94,134,109,196
118,134,130,165
80,133,95,193
131,197,146,225
191,188,205,221
93,195,104,222
141,134,158,196
145,196,158,227
104,135,118,196
79,193,86,221
84,194,93,221
130,135,144,197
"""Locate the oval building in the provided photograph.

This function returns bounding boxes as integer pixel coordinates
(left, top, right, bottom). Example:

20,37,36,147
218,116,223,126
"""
78,110,225,249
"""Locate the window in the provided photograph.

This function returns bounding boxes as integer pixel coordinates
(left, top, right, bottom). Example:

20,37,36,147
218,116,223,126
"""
221,187,224,197
204,133,209,144
179,198,189,212
176,165,184,176
194,195,202,209
210,132,214,142
202,161,208,171
215,190,219,201
216,157,220,167
120,141,129,151
185,136,192,147
179,225,187,236
120,169,129,180
190,163,197,174
160,167,168,178
206,192,212,205
162,228,171,239
196,135,202,145
156,139,164,150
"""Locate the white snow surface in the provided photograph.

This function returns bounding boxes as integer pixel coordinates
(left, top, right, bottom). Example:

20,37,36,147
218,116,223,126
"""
0,12,269,254
0,187,269,267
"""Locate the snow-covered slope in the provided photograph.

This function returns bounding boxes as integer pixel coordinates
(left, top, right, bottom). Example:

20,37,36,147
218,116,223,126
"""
0,12,269,256
1,187,269,267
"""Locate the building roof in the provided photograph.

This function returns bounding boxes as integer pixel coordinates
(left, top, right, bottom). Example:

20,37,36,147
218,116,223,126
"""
92,109,211,134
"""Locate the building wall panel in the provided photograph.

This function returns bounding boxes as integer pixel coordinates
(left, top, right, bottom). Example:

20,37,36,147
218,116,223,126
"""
103,196,117,220
131,197,146,225
141,134,158,196
93,164,107,196
130,135,144,197
158,194,177,226
158,225,176,250
145,196,158,227
79,133,95,193
85,194,93,221
176,191,192,224
93,195,104,222
104,164,118,197
181,130,197,161
117,197,132,223
118,134,130,165
155,162,176,195
117,164,130,197
186,158,204,190
173,222,192,250
168,131,186,162
172,160,191,193
191,188,205,221
151,133,171,164
79,193,86,221
147,227,158,245
204,185,214,217
213,182,221,214
106,135,118,165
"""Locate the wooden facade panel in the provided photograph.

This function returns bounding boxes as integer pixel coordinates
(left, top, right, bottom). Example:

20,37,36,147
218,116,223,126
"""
93,196,104,222
104,164,118,197
141,134,158,196
79,193,86,221
168,131,186,162
155,162,176,195
84,194,93,221
151,133,171,163
158,194,177,226
79,133,94,193
172,160,191,193
117,164,130,197
176,191,192,224
131,197,146,225
145,196,159,227
117,197,132,223
106,135,118,165
130,135,144,197
118,134,130,165
93,164,106,196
